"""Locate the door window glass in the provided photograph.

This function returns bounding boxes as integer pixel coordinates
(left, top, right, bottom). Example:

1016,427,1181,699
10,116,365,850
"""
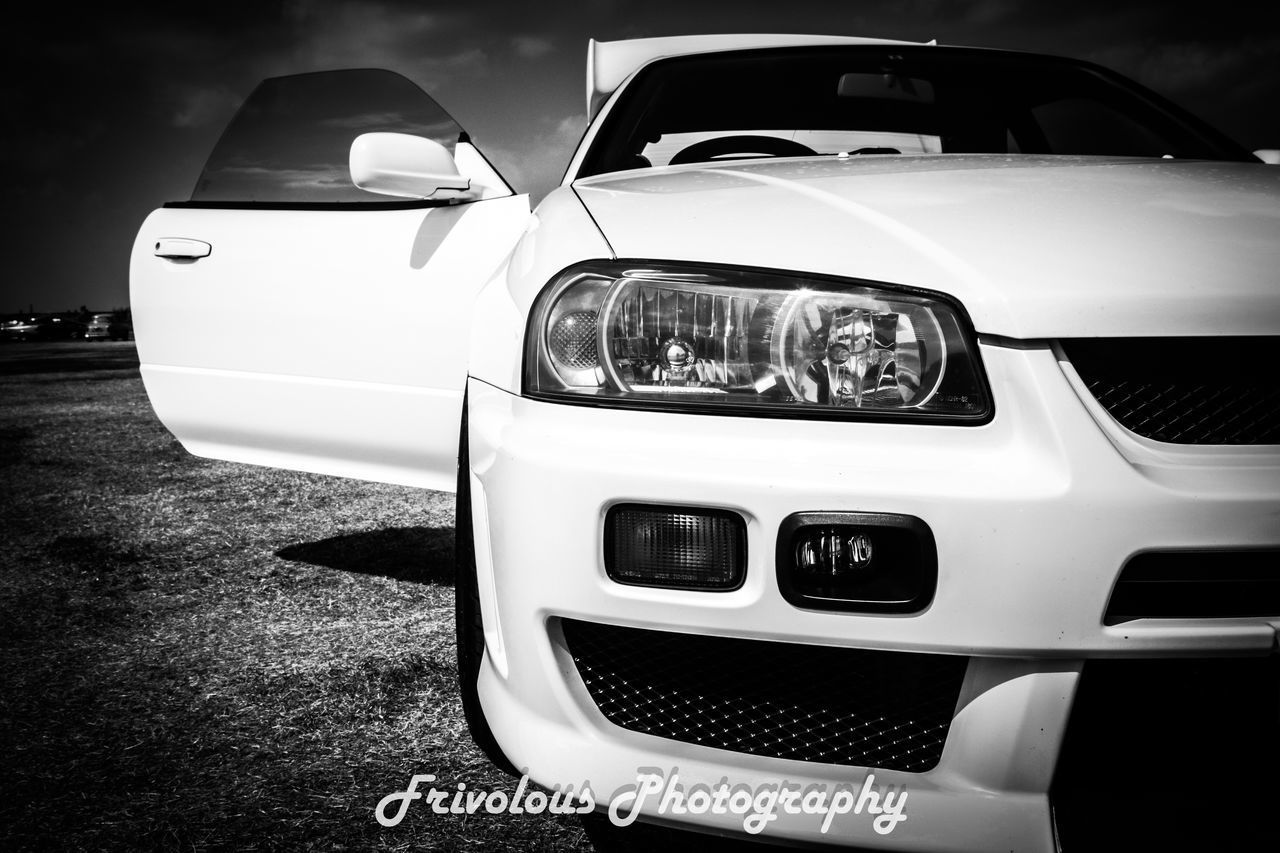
191,69,462,203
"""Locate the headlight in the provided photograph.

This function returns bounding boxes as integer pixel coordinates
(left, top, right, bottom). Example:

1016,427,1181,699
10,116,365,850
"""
525,261,991,422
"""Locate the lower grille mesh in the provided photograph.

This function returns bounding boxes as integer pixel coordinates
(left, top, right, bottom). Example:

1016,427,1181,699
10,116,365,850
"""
561,619,967,772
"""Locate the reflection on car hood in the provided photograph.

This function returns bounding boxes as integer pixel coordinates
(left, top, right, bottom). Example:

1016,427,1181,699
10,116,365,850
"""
572,155,1280,338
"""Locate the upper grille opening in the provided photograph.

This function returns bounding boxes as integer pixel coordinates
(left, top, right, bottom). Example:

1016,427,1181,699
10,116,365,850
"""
1061,337,1280,445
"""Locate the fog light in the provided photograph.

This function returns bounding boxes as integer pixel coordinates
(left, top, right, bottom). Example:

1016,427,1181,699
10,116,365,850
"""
796,528,876,576
605,504,746,591
778,513,936,613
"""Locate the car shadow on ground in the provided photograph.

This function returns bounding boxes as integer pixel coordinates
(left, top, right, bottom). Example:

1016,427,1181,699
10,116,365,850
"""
275,526,456,586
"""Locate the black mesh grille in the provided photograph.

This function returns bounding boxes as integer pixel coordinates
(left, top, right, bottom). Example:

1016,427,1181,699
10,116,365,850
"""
1062,338,1280,444
561,619,967,772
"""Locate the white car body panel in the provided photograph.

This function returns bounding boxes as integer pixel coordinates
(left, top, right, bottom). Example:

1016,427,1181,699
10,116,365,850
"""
131,198,528,489
574,155,1280,339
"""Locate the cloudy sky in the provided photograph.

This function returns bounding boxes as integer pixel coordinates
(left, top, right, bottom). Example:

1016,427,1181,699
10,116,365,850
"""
3,0,1278,313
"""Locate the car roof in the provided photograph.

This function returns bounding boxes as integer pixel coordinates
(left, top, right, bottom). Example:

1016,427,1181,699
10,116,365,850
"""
586,34,928,119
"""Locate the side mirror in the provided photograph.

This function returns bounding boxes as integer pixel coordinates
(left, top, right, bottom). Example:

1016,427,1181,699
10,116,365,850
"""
1253,149,1280,165
349,132,471,199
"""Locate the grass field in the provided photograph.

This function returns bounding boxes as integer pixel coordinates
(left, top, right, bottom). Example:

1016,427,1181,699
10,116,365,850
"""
0,342,591,851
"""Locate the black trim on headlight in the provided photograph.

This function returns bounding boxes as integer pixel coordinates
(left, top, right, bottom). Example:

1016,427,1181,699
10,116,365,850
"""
523,260,993,424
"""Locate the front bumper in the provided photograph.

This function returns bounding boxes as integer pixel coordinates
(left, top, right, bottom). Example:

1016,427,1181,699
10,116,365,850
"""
463,341,1280,851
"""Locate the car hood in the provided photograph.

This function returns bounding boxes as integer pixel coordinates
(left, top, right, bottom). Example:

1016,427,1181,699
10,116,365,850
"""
572,155,1280,339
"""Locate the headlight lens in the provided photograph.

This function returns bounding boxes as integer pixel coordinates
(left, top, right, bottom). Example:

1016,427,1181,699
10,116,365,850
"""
526,262,990,421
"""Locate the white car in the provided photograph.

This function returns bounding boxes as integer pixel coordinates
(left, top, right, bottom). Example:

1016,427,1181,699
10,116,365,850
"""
131,34,1279,852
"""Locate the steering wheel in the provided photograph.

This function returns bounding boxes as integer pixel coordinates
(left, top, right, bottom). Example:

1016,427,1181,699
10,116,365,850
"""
669,135,819,165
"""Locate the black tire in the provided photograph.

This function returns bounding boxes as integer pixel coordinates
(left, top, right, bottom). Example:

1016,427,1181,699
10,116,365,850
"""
455,399,519,777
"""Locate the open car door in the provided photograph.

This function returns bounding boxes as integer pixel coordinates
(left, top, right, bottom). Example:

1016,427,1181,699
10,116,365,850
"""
130,70,529,491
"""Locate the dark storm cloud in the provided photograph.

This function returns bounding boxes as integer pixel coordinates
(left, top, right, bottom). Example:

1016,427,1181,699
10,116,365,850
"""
2,0,1276,312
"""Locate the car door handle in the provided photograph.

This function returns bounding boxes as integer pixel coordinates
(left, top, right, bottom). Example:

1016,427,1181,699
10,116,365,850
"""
155,238,212,259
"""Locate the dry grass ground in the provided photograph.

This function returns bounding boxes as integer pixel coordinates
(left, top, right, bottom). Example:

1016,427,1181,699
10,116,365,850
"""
0,342,591,851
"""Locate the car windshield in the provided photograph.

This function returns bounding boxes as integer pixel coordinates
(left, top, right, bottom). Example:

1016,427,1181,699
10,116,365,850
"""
579,46,1252,176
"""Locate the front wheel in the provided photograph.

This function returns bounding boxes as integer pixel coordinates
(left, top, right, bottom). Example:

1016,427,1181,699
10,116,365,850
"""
455,401,519,777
